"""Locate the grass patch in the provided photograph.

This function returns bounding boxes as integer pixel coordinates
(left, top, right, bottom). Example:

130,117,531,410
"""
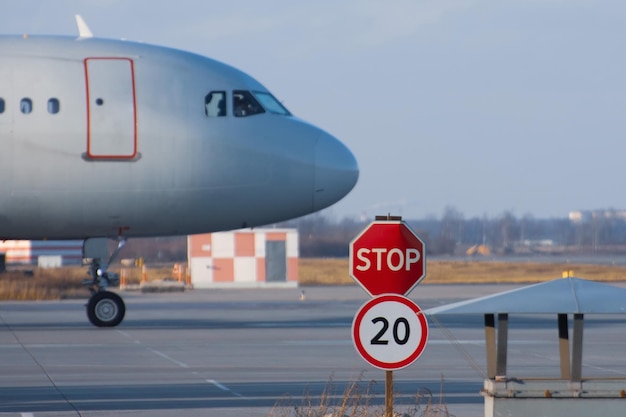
2,259,626,301
0,268,89,301
0,265,179,301
269,374,453,417
299,258,626,285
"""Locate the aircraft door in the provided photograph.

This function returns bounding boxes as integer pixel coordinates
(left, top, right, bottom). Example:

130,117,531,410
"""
84,58,137,159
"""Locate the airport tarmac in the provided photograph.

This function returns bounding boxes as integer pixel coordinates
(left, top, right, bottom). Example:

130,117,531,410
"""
1,283,626,417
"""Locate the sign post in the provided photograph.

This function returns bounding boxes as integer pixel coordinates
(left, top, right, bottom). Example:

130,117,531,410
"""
349,215,428,417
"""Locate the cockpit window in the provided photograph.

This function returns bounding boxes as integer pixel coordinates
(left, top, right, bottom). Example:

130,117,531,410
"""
205,91,226,117
252,91,291,116
233,90,265,117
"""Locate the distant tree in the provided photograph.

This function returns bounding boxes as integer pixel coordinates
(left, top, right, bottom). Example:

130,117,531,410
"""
274,212,367,257
498,211,517,251
519,213,533,243
441,206,464,244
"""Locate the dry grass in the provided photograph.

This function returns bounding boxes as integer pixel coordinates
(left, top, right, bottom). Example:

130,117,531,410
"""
0,268,90,301
299,258,351,286
3,259,626,301
269,374,453,417
114,265,182,286
425,261,626,283
298,258,626,286
0,265,180,301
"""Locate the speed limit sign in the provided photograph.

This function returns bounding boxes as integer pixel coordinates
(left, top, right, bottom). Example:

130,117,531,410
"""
352,294,428,370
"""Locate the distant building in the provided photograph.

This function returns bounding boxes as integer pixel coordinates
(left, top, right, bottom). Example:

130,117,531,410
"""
187,229,298,288
0,240,83,266
569,209,626,224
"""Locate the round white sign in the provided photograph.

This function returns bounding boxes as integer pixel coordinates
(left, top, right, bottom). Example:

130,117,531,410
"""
352,294,428,370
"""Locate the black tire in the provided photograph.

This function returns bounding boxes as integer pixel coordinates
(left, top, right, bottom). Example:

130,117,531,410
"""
86,291,126,327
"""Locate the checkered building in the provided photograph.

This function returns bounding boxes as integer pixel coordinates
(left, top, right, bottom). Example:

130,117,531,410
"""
187,229,298,288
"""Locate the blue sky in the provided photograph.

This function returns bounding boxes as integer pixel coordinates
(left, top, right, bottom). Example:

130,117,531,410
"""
3,1,625,220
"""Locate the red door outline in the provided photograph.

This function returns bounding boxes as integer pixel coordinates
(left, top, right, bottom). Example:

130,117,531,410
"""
84,57,138,159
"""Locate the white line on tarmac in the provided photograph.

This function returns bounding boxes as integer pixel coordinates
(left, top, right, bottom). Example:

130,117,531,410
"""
21,413,34,417
206,379,243,397
147,348,189,368
282,339,487,346
251,322,346,328
117,330,141,344
582,363,626,376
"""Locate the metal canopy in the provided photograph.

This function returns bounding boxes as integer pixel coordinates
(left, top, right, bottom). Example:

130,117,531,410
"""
425,277,626,316
425,277,626,381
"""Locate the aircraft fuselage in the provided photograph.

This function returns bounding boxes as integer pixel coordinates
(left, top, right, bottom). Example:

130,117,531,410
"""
0,35,358,239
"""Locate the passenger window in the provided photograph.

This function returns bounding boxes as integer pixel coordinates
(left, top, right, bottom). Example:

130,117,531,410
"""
47,98,60,114
233,90,265,117
205,91,226,117
20,98,32,114
0,98,4,114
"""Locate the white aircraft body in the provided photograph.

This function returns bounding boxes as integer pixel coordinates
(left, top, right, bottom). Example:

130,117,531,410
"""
0,18,358,326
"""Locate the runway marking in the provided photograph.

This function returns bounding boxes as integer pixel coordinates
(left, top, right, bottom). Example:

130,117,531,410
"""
0,344,109,349
147,348,189,368
21,413,34,417
284,340,351,346
250,322,347,328
283,339,488,346
575,363,626,376
206,379,243,397
117,330,141,344
428,339,554,345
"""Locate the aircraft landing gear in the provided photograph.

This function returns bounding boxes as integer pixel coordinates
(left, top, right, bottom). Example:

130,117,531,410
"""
86,291,125,327
83,238,127,327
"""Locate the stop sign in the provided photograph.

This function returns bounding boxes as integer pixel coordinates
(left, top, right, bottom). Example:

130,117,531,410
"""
349,220,426,296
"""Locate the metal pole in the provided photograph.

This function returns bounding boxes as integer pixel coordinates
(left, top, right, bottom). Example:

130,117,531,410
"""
385,370,393,417
484,313,496,378
496,313,508,377
558,313,571,379
571,313,584,382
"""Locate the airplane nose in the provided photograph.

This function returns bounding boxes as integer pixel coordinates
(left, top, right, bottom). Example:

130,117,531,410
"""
313,132,359,211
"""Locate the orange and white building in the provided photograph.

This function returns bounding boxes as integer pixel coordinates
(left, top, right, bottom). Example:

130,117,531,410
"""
0,240,83,266
187,229,298,288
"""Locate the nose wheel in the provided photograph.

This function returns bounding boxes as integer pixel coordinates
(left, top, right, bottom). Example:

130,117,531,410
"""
82,237,128,327
86,291,126,327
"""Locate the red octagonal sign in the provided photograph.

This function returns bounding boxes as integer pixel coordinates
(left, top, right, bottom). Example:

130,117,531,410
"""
350,220,426,296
